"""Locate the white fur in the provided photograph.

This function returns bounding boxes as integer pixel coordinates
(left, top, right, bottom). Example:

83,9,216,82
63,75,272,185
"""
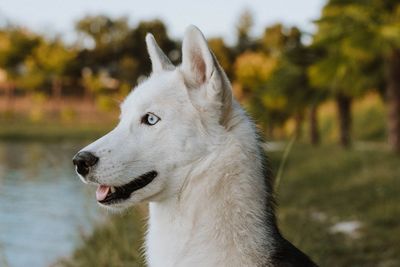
78,26,276,266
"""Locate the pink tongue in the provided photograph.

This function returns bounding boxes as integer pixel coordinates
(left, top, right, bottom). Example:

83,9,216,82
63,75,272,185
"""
96,185,110,201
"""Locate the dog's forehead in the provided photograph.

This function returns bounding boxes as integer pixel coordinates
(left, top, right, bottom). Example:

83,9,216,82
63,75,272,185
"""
121,71,187,112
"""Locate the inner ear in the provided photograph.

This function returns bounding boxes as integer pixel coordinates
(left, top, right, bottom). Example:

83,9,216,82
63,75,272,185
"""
192,50,207,84
181,26,214,87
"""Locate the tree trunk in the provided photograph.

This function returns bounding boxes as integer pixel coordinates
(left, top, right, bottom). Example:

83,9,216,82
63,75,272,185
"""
386,49,400,153
336,94,352,148
309,104,320,146
294,111,303,140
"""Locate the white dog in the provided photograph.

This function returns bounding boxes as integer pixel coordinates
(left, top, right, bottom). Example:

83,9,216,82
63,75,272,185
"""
73,26,317,267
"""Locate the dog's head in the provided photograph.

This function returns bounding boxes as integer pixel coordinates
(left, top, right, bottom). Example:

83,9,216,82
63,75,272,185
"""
73,26,233,210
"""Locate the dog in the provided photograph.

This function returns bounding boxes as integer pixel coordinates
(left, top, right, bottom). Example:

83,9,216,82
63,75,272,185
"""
73,25,318,267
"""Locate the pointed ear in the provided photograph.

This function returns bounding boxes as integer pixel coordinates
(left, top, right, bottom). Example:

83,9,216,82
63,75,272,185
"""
181,25,233,126
146,33,174,72
181,26,214,86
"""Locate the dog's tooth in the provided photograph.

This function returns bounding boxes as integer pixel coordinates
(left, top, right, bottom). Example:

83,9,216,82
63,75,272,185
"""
110,186,116,193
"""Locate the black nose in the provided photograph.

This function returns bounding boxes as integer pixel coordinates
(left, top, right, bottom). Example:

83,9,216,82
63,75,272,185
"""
72,151,98,176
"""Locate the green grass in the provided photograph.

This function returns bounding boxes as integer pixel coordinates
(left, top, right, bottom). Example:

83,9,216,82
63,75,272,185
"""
0,119,114,142
270,144,400,267
60,144,400,267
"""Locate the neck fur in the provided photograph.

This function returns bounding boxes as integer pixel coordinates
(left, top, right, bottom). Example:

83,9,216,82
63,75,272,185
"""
145,104,280,267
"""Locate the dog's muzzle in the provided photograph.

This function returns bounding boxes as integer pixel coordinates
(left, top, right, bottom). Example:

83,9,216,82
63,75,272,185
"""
72,151,98,176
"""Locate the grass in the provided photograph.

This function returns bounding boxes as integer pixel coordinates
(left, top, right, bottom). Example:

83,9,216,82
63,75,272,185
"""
59,144,400,267
270,144,400,267
0,118,115,142
0,97,118,142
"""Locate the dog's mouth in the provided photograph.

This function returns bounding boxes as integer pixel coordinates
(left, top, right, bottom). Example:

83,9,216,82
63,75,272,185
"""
96,171,158,205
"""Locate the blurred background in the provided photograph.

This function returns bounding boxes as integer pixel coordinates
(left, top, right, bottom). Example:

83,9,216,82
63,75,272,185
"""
0,0,399,266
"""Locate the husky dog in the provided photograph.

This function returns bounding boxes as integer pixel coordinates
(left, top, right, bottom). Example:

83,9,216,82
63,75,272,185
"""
73,26,317,267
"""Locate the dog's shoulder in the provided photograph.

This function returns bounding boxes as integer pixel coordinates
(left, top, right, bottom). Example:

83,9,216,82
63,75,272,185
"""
269,237,318,267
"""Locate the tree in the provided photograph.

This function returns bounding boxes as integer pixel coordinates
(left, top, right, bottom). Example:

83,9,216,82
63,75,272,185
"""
76,15,129,52
309,1,383,148
234,51,286,135
259,24,288,57
75,17,177,88
81,67,103,100
27,39,76,99
234,24,290,137
0,27,40,107
235,9,255,54
208,38,235,79
266,26,324,142
75,15,130,82
122,19,177,82
0,27,40,72
312,0,400,151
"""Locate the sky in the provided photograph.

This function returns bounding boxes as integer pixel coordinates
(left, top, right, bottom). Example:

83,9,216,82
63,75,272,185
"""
0,0,326,44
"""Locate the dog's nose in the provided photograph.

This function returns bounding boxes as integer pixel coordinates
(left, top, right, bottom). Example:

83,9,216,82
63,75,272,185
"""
72,151,99,176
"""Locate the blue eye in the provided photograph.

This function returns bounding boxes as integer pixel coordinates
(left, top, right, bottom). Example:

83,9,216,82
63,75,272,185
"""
142,113,160,126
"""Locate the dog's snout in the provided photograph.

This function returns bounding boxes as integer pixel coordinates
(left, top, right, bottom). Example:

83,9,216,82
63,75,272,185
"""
72,151,99,176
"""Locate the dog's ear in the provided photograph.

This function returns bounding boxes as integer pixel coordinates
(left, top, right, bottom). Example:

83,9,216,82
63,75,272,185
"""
181,25,233,125
181,26,214,86
146,33,174,72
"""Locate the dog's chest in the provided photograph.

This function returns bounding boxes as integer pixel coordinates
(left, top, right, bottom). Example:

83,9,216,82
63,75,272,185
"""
145,202,234,267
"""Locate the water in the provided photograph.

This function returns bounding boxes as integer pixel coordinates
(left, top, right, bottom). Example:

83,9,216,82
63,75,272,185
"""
0,141,105,267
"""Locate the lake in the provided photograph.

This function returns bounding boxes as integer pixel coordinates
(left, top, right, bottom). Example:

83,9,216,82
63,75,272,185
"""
0,141,106,267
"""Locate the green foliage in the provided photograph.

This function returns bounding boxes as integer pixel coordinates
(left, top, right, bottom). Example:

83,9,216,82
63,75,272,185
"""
208,38,234,78
234,51,284,127
259,24,287,56
0,27,76,94
233,24,322,133
81,67,104,94
75,17,177,87
310,0,400,96
35,39,76,74
353,94,386,141
234,52,277,91
117,56,139,85
268,27,323,115
76,15,130,50
96,95,118,112
0,28,40,74
123,19,177,79
309,0,400,150
16,56,46,91
235,9,255,53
